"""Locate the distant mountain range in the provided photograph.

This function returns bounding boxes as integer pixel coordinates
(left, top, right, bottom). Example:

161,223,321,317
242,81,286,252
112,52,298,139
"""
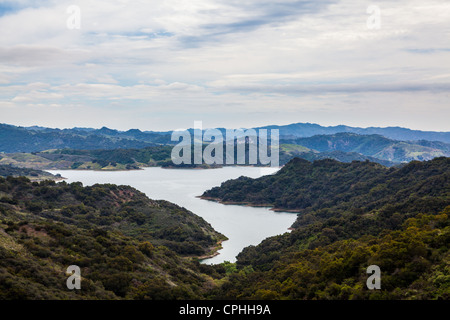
0,123,172,153
258,122,450,143
0,122,449,165
281,132,450,163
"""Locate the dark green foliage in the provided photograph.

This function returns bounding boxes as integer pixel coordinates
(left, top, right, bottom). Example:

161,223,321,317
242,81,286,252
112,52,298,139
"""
207,157,450,299
50,145,173,167
214,209,450,300
0,177,226,299
203,157,449,218
1,155,448,300
0,177,224,256
279,149,396,167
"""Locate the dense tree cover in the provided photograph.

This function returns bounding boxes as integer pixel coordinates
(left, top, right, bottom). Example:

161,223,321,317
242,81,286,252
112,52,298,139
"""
0,146,174,170
0,157,448,300
203,157,449,218
0,177,225,256
213,209,450,299
0,219,226,299
0,176,229,299
49,146,174,169
279,146,396,167
204,157,450,299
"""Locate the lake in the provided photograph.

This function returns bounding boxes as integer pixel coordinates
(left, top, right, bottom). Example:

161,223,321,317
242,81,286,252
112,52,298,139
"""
48,167,297,264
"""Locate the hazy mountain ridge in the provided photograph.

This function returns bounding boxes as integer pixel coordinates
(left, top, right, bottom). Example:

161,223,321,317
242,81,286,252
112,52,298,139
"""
258,122,450,143
2,122,449,153
1,123,448,166
282,132,450,163
0,124,171,153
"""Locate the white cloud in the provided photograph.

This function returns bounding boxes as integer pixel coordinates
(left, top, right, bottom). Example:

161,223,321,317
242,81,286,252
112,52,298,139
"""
0,0,449,131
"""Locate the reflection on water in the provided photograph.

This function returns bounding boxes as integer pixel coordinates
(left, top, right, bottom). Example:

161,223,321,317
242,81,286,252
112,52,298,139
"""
48,167,297,264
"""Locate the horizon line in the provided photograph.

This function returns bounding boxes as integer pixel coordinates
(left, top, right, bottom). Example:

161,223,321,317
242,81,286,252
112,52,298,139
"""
1,122,449,134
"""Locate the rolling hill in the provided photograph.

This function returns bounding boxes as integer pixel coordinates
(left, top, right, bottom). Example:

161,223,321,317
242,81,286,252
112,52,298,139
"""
0,164,61,181
0,124,172,153
0,177,227,299
202,156,449,214
203,157,450,299
258,122,450,143
283,132,450,163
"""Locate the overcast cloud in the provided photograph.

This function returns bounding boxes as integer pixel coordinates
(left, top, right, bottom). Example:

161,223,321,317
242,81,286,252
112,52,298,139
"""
0,0,449,131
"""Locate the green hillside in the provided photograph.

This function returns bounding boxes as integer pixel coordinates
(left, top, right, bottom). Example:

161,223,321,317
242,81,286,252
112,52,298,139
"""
202,157,449,215
0,157,449,300
0,124,163,153
0,146,174,171
284,133,450,163
204,157,450,299
0,177,226,299
214,209,450,299
279,144,396,166
0,164,61,181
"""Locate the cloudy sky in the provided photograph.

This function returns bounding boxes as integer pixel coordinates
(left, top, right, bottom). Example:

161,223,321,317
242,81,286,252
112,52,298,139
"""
0,0,449,131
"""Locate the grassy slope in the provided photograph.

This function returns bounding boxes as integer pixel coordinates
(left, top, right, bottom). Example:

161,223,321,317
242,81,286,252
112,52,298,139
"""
285,133,450,162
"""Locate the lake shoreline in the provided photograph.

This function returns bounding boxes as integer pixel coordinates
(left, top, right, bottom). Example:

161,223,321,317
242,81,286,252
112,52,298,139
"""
196,239,226,261
198,195,301,213
47,166,297,264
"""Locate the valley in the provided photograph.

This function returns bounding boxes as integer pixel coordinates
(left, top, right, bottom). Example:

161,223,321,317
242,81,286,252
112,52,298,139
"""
0,122,449,300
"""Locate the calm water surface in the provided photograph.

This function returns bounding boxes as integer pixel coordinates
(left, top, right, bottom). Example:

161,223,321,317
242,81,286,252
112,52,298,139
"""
48,167,297,264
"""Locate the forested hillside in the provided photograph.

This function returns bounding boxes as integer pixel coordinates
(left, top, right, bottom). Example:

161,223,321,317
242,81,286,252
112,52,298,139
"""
0,157,448,300
202,157,449,216
0,143,397,171
279,145,396,167
0,177,226,299
214,209,450,299
203,157,450,299
0,146,173,170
